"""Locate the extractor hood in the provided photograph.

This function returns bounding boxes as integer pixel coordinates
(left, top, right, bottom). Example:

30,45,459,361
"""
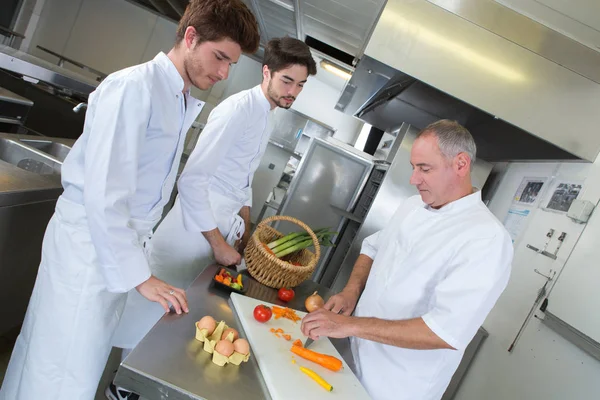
337,0,600,162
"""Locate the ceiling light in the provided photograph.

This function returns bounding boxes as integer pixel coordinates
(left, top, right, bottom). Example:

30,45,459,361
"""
320,60,353,81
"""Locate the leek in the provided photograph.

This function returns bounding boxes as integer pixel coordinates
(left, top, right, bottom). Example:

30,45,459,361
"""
265,227,338,258
274,239,314,258
271,236,310,254
267,231,304,249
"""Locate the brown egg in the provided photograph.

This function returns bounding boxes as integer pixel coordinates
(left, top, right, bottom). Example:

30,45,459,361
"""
196,316,216,335
233,338,250,355
221,328,239,341
215,340,235,357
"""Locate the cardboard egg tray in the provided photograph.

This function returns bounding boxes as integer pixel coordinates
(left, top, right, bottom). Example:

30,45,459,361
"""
195,319,251,366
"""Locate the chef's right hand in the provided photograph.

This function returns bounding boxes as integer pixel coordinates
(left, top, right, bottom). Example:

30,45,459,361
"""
213,242,242,266
136,275,189,314
324,289,359,316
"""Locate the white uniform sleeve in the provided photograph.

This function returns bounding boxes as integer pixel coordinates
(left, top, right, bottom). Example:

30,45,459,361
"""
422,232,513,350
83,78,152,293
245,187,252,207
177,102,247,232
360,231,381,260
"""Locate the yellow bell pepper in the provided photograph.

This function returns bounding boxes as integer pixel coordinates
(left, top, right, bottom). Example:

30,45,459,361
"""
299,366,333,392
236,274,243,287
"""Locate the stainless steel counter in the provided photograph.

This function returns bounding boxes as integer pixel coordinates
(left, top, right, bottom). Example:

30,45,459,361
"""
115,265,352,400
0,132,74,206
0,133,74,335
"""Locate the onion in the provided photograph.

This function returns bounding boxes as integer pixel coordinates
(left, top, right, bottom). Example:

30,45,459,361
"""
305,291,324,312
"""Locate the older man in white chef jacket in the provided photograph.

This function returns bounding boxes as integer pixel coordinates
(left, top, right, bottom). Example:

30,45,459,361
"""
110,37,317,363
0,2,260,400
301,120,513,400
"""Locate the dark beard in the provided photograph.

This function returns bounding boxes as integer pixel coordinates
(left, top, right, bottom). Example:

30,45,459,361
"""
183,55,204,90
267,80,294,109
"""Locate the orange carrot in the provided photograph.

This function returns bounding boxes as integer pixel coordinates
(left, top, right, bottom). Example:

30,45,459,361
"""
292,339,303,347
272,306,301,322
290,345,342,372
262,243,277,256
282,334,292,341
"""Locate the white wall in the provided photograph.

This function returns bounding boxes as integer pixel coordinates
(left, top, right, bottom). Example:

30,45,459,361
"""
454,158,600,400
291,76,363,145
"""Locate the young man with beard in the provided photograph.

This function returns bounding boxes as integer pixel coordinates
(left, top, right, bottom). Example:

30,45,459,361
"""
0,1,259,400
109,36,316,393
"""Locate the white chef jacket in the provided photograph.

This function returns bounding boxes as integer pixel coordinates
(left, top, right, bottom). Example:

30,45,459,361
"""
60,52,204,293
177,85,272,232
352,191,513,400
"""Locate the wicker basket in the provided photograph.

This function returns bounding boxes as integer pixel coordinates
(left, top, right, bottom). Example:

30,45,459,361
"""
245,215,321,289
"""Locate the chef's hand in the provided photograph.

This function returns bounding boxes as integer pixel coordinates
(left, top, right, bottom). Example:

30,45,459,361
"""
213,242,242,266
136,275,189,314
323,288,359,316
301,308,353,340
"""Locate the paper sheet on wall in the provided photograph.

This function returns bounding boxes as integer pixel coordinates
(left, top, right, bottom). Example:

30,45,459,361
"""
504,207,530,243
513,177,547,207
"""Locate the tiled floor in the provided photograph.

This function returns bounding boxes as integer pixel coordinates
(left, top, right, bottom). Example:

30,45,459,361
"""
0,328,125,400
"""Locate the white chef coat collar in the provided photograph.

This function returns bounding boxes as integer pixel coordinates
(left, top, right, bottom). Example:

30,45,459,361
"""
424,189,481,214
253,85,273,113
154,52,186,95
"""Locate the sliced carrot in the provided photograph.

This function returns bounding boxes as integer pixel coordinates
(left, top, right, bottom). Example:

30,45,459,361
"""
275,328,284,333
275,333,281,338
214,275,224,283
293,339,303,347
283,334,292,341
270,328,276,333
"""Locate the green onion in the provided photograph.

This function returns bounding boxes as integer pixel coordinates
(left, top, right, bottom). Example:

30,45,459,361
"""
271,236,311,254
274,239,314,258
267,232,304,249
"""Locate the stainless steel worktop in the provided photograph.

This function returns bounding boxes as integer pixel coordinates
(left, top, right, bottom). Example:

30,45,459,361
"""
115,264,352,400
0,132,74,206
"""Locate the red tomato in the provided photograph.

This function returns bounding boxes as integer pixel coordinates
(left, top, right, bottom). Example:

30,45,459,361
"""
253,305,272,323
278,287,295,302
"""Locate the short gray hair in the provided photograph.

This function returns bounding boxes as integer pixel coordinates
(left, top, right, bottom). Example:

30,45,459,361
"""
417,119,477,164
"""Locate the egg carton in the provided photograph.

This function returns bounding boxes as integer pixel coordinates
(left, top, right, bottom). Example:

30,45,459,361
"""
195,320,251,367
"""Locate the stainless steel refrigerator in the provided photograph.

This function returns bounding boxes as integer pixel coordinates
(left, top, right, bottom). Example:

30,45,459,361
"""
271,137,375,280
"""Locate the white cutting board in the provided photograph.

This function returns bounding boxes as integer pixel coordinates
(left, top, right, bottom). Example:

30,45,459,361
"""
230,293,371,400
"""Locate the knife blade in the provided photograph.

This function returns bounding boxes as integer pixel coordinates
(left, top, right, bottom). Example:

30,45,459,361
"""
303,336,314,348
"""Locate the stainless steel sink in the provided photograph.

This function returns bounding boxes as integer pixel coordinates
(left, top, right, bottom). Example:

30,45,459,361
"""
0,138,61,175
19,139,71,162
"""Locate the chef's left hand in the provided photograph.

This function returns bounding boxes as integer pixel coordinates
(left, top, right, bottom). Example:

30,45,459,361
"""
301,308,353,340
